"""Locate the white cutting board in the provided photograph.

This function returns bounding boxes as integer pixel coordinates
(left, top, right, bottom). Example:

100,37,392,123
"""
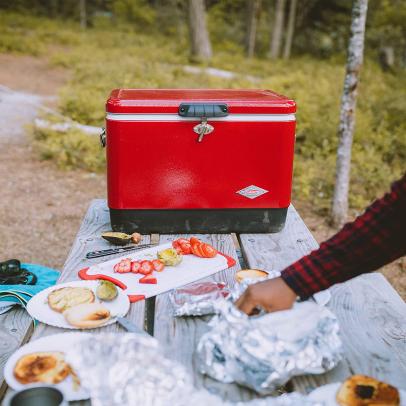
78,243,235,302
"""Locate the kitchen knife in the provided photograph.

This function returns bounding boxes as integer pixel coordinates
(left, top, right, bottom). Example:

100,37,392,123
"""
86,244,157,259
116,316,150,336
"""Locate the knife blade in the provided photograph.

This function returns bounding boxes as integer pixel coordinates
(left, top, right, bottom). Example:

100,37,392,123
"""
86,244,157,259
116,316,150,336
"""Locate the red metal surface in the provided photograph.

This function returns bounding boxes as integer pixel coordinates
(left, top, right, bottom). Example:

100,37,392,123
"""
107,89,296,114
106,119,295,210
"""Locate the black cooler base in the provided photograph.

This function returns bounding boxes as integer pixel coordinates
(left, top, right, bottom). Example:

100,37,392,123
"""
110,208,288,234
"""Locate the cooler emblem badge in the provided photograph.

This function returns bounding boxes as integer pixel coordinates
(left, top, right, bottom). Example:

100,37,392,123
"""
236,185,269,199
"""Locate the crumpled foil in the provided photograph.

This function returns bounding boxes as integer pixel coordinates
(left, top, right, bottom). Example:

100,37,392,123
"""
170,281,230,316
66,333,325,406
197,300,343,395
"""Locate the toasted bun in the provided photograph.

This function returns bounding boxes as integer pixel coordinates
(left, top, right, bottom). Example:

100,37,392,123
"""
64,303,111,328
235,269,268,283
48,287,95,313
336,375,400,406
14,351,70,385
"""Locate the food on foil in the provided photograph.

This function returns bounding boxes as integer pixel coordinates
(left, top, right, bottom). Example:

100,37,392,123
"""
48,287,95,313
139,274,157,284
336,375,400,406
198,300,342,394
235,269,268,283
13,351,70,385
96,280,118,301
64,303,111,328
152,259,165,272
101,231,142,245
157,247,183,266
170,282,230,316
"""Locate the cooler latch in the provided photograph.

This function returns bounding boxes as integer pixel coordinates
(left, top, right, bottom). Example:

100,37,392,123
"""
178,103,228,143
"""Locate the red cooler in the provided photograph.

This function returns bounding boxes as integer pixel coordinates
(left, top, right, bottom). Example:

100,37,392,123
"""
104,89,296,233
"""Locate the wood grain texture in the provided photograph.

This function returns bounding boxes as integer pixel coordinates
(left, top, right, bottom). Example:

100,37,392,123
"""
2,200,148,405
153,234,257,402
240,205,406,393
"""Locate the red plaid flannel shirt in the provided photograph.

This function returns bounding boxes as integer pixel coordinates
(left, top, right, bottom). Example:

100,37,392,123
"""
281,173,406,299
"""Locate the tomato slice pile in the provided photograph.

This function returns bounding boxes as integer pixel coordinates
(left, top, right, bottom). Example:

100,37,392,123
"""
172,237,217,258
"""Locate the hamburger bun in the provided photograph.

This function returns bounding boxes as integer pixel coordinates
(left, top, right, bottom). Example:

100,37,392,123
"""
48,287,95,313
235,269,268,283
336,375,400,406
13,352,70,385
64,303,111,328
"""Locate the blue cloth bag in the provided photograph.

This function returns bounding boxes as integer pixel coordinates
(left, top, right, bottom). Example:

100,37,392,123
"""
0,263,59,307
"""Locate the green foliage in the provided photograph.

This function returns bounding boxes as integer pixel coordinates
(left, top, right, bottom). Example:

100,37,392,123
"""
32,126,105,172
2,11,405,213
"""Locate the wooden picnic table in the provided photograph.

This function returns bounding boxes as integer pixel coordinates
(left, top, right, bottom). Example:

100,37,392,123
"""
1,199,406,404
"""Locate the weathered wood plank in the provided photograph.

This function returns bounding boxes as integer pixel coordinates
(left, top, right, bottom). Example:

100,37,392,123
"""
0,309,33,399
240,205,406,393
2,200,148,405
153,234,257,402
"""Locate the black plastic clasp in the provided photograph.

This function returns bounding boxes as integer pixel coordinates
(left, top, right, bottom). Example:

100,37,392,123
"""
178,103,228,118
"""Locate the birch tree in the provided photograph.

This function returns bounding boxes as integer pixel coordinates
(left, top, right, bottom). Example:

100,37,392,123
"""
283,0,297,59
332,0,368,227
79,0,87,29
246,0,262,58
187,0,212,62
269,0,286,59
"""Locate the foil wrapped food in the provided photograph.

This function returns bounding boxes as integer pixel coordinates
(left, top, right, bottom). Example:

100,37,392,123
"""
170,281,230,316
66,332,324,406
197,300,343,395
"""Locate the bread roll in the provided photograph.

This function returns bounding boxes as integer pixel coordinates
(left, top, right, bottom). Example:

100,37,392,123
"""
336,375,400,406
14,352,70,385
48,287,95,313
235,269,268,283
64,303,111,328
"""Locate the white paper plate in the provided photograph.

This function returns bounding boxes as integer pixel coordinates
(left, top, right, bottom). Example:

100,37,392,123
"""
26,280,130,329
4,332,91,401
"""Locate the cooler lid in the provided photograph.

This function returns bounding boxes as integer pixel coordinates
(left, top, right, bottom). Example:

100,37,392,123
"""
106,89,296,115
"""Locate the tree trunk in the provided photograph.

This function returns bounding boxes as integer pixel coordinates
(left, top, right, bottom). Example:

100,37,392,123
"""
331,0,368,227
80,0,87,29
246,0,262,58
187,0,212,62
283,0,297,59
269,0,286,59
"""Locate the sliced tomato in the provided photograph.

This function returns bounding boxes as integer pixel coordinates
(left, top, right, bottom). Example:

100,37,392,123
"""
201,243,217,258
113,263,120,273
175,238,190,245
130,261,141,273
139,274,157,284
192,242,217,258
179,242,192,255
189,237,201,246
138,260,154,275
152,259,165,272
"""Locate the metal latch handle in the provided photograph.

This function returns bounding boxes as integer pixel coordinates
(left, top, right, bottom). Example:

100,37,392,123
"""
178,103,228,118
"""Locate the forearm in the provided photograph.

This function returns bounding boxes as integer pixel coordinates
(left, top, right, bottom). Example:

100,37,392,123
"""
281,174,406,299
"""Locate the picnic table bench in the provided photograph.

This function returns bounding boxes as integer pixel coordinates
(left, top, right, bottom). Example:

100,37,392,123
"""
1,199,406,403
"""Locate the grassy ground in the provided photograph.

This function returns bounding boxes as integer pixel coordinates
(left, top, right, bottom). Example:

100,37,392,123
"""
0,12,404,296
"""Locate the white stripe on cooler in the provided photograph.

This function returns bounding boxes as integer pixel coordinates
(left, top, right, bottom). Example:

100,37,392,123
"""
106,113,296,122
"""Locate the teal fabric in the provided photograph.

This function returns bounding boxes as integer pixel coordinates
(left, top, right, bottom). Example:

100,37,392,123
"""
0,263,59,306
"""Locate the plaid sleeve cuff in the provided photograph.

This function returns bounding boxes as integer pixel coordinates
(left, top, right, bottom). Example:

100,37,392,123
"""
280,255,329,299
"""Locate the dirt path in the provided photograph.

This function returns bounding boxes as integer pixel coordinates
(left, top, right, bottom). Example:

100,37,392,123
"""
0,53,403,297
0,55,106,270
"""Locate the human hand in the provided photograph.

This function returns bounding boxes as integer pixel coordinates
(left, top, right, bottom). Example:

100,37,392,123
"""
234,277,297,315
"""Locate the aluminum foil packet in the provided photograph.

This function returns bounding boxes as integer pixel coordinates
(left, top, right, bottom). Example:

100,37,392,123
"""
170,281,230,316
197,300,343,395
